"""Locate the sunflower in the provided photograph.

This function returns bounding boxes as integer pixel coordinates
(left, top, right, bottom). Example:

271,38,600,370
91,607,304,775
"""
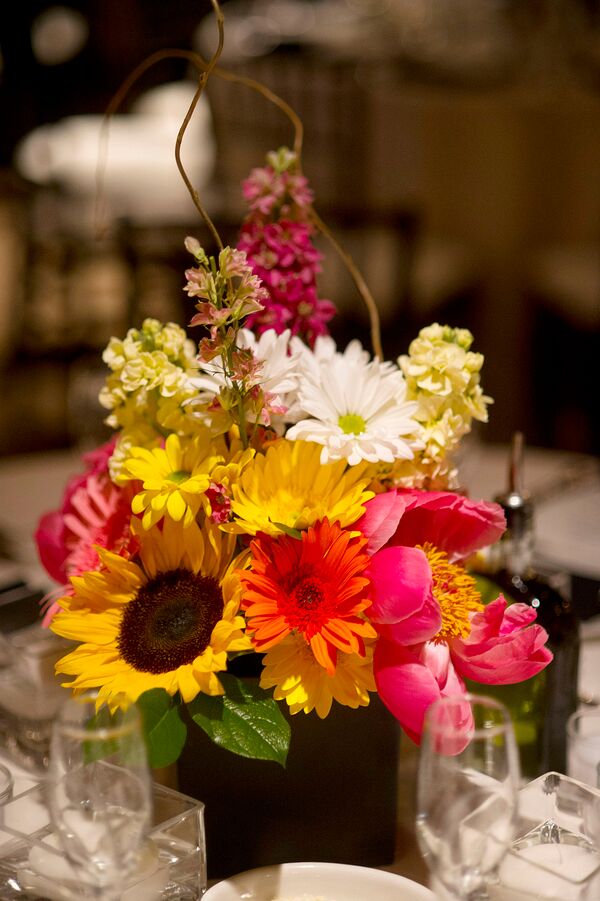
260,633,376,717
227,438,374,537
240,518,377,674
50,517,251,704
118,432,226,529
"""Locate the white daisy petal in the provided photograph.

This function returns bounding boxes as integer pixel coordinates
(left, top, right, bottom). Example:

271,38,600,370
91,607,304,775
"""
286,338,422,465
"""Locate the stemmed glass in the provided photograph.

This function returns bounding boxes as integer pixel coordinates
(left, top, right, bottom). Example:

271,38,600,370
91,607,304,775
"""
416,693,520,900
47,692,152,900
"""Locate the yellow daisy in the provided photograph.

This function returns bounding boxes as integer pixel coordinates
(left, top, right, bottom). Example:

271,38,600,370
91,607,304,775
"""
118,432,225,529
227,439,375,536
260,633,376,718
50,517,251,705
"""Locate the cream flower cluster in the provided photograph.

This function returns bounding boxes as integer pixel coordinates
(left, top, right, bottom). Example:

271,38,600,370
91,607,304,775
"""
395,323,491,487
98,320,487,488
100,319,202,477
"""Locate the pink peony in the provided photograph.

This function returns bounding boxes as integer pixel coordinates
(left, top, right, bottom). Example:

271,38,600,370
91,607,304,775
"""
356,489,552,742
451,597,553,683
357,489,507,561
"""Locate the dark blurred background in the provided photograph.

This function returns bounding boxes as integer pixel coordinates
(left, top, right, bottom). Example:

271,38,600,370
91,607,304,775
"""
1,0,599,457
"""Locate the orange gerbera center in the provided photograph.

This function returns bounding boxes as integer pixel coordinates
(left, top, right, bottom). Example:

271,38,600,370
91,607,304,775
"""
418,542,483,643
240,518,377,675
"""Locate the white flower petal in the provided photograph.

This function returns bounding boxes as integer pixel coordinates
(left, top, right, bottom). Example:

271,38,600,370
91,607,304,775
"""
285,339,421,466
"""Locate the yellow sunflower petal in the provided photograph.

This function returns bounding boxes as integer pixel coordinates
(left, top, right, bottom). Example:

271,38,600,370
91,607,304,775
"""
52,610,121,644
48,514,244,710
175,665,202,703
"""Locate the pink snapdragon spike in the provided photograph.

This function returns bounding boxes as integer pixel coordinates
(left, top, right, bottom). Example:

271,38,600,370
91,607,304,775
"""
34,438,135,623
356,489,552,743
242,161,313,217
238,151,336,346
205,482,232,525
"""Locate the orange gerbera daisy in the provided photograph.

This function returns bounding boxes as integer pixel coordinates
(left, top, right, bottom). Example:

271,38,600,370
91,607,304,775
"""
240,518,377,675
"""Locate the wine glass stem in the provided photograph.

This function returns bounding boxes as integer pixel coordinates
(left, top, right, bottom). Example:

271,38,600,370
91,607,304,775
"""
461,890,489,900
91,886,121,901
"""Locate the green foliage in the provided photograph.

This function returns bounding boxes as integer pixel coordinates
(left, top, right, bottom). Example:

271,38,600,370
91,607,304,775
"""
187,674,290,766
137,689,188,769
271,522,302,539
473,573,518,606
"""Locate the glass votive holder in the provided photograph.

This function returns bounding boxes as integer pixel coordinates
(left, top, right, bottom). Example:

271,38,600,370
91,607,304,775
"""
567,707,600,787
490,771,600,900
0,764,13,805
0,775,206,899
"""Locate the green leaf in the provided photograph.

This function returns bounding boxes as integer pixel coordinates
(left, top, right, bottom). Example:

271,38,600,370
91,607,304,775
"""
137,689,187,769
187,674,290,766
473,573,519,606
271,522,302,540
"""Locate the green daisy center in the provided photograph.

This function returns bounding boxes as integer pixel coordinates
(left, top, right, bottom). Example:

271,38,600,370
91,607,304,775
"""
338,412,366,435
169,469,190,485
117,568,223,674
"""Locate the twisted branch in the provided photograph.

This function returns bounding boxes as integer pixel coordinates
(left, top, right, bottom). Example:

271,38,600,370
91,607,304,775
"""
94,0,382,358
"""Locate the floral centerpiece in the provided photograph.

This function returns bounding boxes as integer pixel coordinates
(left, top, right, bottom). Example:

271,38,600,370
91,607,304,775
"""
34,145,551,769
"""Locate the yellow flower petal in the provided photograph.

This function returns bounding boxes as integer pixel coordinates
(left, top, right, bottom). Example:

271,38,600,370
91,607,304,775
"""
231,439,373,536
48,517,248,709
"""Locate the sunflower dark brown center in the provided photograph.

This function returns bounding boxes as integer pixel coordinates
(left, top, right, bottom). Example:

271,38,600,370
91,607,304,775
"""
118,568,223,674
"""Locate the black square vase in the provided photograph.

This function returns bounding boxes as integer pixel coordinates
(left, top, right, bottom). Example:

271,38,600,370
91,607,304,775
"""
176,679,400,881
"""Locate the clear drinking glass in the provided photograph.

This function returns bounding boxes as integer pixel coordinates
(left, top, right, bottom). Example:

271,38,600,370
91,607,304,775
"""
416,693,520,900
47,692,152,900
567,706,600,788
0,762,13,810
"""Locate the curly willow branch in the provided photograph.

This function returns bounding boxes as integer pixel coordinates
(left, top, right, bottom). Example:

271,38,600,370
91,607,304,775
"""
95,0,382,358
309,209,383,360
95,0,226,249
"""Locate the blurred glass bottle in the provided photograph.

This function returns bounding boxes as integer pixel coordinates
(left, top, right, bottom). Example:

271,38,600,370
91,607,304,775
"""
475,432,580,778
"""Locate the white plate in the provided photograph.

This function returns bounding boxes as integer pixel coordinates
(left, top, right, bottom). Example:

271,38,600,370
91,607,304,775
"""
204,861,435,900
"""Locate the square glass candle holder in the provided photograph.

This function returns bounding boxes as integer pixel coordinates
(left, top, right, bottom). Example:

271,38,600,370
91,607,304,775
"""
491,771,600,900
0,776,206,899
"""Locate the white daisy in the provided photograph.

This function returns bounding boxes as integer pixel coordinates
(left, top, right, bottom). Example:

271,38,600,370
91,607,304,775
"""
286,340,421,466
290,334,369,370
237,328,304,432
238,328,299,399
185,328,302,433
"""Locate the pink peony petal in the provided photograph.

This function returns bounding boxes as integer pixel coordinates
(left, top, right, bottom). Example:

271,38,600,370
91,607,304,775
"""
374,639,466,743
34,511,68,583
385,490,506,561
354,491,405,555
451,598,553,684
374,641,443,742
499,602,539,634
368,546,441,644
